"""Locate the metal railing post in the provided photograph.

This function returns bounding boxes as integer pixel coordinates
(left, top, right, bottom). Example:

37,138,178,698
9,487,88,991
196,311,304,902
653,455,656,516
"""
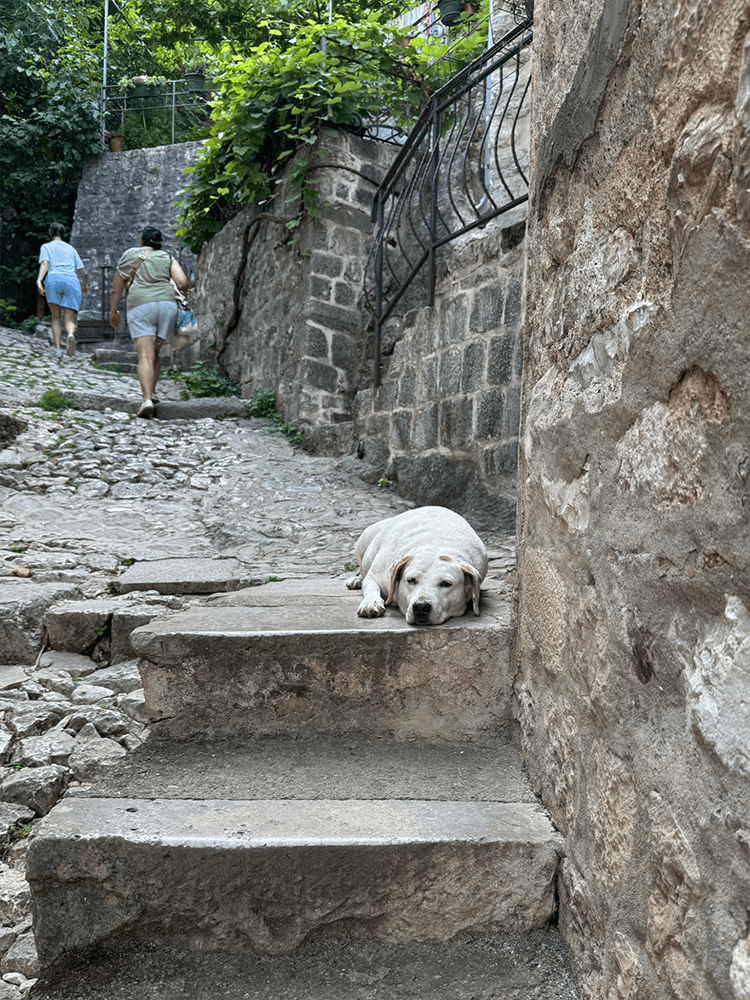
171,82,176,144
428,104,440,307
374,192,384,388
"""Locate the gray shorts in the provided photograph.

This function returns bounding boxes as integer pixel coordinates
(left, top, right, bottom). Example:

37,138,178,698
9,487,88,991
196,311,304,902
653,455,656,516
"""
128,300,178,341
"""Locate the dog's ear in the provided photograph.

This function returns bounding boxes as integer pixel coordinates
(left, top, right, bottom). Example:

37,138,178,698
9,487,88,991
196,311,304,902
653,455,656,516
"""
461,564,482,615
386,556,413,606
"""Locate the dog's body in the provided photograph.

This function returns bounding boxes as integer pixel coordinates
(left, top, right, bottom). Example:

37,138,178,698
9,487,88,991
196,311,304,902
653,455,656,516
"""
347,506,488,625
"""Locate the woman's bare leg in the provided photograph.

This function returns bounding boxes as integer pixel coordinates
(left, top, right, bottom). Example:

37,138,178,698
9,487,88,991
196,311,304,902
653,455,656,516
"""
63,307,77,356
48,303,62,351
135,336,159,402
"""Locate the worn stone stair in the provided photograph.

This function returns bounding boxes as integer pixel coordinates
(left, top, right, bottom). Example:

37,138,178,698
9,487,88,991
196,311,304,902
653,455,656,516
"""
26,579,577,997
91,347,139,373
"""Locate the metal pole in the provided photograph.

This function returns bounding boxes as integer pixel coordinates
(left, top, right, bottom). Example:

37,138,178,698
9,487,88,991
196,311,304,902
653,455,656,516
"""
428,105,440,307
101,0,109,147
171,80,176,144
374,193,384,388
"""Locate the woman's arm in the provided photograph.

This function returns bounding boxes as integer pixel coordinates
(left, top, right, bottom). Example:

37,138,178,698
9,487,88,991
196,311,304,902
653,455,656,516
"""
109,271,126,330
170,258,189,294
76,267,88,296
36,260,49,297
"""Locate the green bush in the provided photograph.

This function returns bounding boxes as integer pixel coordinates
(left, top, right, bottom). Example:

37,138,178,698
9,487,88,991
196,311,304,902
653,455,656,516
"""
248,387,303,444
164,361,241,398
38,389,79,412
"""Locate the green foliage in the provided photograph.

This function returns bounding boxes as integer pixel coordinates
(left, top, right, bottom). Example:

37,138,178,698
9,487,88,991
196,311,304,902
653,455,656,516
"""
38,388,79,411
377,478,391,488
0,0,102,316
164,360,241,397
176,14,486,252
248,387,303,445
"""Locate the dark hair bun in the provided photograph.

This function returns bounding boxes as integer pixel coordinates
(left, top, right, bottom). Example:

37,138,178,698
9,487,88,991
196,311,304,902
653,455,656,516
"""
140,226,163,249
49,222,67,240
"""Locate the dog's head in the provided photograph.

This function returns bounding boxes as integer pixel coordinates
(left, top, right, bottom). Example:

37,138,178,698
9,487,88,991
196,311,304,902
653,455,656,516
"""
386,553,482,625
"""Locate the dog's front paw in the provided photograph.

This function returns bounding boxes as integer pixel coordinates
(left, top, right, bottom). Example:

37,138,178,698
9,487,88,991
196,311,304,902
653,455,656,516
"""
346,574,363,590
357,598,386,618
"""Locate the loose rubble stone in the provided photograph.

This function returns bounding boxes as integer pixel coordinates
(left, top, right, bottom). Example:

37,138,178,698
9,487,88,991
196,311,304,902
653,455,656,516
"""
67,707,129,737
0,765,69,816
0,670,25,693
1,930,39,978
18,733,77,768
5,706,66,739
68,739,127,782
0,976,23,998
0,805,34,842
0,871,31,925
117,688,148,724
33,669,75,698
70,684,116,706
85,661,141,694
37,652,97,679
0,582,79,666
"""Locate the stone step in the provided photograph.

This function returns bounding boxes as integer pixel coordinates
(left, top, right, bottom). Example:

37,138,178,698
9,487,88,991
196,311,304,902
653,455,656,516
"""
91,349,137,364
29,930,580,999
27,734,562,968
130,587,513,740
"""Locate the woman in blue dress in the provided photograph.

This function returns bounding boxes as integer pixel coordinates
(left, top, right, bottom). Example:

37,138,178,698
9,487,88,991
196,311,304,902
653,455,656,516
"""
35,223,88,363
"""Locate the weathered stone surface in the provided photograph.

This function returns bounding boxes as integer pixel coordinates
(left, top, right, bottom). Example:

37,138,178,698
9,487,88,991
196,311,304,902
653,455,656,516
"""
33,670,75,698
0,669,25,693
18,733,77,768
1,930,39,978
518,2,750,997
0,871,31,926
0,805,34,842
67,708,129,738
28,796,560,965
86,662,142,695
117,689,147,725
153,398,249,421
38,652,97,678
67,739,127,782
5,706,66,739
117,558,244,595
0,583,79,665
0,766,69,816
132,596,513,739
71,684,116,706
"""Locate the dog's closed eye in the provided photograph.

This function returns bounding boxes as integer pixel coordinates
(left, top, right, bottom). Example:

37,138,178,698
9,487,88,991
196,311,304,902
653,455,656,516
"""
439,581,453,588
406,576,418,584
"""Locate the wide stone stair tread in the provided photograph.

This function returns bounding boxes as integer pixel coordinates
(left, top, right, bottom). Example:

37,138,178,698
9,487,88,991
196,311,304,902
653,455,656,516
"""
30,931,580,999
27,732,561,965
130,594,513,740
87,731,538,802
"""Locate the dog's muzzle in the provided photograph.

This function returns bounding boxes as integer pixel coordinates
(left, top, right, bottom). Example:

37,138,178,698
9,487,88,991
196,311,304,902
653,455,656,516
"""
412,599,433,624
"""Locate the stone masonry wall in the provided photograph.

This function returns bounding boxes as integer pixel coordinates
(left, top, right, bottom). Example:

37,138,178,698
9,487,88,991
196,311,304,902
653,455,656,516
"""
352,219,526,533
517,1,750,998
71,142,202,336
193,132,395,428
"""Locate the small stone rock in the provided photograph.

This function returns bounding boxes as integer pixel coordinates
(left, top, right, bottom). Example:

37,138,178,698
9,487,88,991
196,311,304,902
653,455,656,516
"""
0,765,69,816
6,705,65,739
76,722,101,742
118,688,148,724
33,669,75,698
19,681,44,699
71,684,116,706
119,733,142,751
0,735,12,767
0,804,34,842
68,707,129,737
0,870,31,925
18,732,77,767
0,927,18,960
1,930,39,978
38,651,97,678
68,738,126,782
86,661,142,694
0,668,26,693
0,977,22,998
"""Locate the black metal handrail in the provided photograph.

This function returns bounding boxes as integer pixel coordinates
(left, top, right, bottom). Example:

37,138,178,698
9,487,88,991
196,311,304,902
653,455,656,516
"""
364,17,532,384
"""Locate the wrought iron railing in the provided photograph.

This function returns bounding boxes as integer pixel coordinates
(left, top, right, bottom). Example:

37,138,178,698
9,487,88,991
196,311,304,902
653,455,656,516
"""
364,17,532,384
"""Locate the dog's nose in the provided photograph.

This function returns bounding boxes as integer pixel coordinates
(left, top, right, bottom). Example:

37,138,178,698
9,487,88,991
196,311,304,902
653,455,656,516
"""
413,600,432,620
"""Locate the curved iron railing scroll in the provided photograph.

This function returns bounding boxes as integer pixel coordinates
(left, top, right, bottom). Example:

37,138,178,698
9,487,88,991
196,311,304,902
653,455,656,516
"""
364,17,533,385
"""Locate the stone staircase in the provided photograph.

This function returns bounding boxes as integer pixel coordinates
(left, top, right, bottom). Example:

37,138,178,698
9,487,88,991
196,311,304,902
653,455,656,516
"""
90,347,139,374
25,579,578,998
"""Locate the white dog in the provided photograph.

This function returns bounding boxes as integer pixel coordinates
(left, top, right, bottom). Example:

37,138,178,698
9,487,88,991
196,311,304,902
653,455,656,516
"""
346,506,488,625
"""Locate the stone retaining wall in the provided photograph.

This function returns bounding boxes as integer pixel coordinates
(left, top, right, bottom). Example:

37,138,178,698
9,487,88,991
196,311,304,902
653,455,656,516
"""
71,142,203,338
194,132,396,427
517,0,750,998
352,220,526,532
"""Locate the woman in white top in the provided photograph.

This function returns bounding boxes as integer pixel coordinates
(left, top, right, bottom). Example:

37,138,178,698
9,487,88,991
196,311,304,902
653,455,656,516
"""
36,223,88,364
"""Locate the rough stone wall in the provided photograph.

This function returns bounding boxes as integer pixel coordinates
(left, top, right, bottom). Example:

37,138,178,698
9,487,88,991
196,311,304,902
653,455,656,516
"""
517,1,750,998
352,219,526,533
71,142,202,330
194,132,395,426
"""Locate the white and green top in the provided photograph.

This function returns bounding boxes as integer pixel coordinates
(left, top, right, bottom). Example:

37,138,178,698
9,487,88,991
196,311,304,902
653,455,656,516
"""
116,248,175,310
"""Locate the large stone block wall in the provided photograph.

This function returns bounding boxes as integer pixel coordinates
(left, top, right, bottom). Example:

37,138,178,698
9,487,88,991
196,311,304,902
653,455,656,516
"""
71,142,203,330
352,220,526,533
193,132,395,427
517,1,750,998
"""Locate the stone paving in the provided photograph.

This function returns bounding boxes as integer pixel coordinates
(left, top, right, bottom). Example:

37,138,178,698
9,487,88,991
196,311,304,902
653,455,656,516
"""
0,324,516,996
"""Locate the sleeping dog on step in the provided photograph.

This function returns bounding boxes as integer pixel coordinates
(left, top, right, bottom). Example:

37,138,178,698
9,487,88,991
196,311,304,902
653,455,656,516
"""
347,506,488,625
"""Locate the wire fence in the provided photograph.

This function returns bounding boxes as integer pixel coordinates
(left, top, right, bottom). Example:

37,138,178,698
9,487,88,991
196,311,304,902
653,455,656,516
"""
100,79,218,149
